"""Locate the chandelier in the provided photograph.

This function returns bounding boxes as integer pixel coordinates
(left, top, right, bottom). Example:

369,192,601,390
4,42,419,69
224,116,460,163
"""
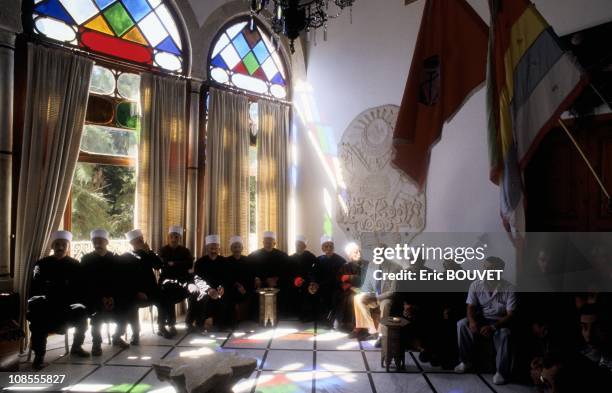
249,0,356,52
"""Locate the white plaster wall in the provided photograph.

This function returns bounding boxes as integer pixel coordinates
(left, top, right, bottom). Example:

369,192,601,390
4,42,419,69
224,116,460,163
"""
293,0,612,262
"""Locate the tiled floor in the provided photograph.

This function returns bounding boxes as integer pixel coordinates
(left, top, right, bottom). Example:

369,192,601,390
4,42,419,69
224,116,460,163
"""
6,319,537,393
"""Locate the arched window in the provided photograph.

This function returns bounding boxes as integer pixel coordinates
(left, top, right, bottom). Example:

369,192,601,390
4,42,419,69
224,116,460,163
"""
31,0,185,73
208,19,288,99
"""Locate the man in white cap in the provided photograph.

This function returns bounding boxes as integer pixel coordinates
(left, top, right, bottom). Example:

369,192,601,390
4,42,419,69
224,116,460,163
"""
224,235,253,323
288,235,317,320
81,228,124,355
301,235,346,324
191,234,228,330
27,230,89,370
157,225,194,338
330,242,368,331
116,229,163,345
248,231,290,315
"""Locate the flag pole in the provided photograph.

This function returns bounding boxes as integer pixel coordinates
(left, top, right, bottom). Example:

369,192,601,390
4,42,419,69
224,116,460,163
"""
557,118,611,204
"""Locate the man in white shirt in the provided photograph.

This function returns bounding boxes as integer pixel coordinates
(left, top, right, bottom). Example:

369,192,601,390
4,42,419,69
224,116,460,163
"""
454,257,517,385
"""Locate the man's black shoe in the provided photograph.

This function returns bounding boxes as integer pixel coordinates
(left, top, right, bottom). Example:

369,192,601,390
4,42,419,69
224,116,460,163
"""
91,344,102,356
70,346,90,357
112,338,130,349
157,326,172,339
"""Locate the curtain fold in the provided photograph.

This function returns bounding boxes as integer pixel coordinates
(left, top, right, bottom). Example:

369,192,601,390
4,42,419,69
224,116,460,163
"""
14,43,93,322
257,100,290,252
138,74,187,252
203,88,250,256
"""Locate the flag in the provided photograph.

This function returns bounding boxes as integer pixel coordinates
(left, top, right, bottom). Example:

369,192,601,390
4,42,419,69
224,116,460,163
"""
487,0,588,232
392,0,488,189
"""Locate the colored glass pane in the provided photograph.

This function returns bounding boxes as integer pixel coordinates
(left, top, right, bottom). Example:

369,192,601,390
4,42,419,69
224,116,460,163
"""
154,51,181,71
220,44,241,69
84,14,114,36
252,40,269,63
81,30,153,64
34,16,76,42
85,95,114,124
90,65,115,95
35,0,74,24
210,68,229,84
208,20,288,96
261,56,278,80
155,4,182,49
121,0,151,22
117,72,140,100
58,0,98,24
138,11,168,46
116,101,140,129
242,28,261,48
33,0,184,72
94,0,115,9
232,33,250,58
104,2,134,36
156,36,180,55
242,52,259,75
123,26,147,45
211,33,229,58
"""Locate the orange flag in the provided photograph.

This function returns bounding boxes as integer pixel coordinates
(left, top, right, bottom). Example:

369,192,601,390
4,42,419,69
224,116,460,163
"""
392,0,488,189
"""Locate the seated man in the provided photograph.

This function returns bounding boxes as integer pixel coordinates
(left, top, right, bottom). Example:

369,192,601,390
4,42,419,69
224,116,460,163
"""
81,229,125,355
330,242,368,331
27,230,89,370
288,235,318,321
455,256,516,385
578,303,612,372
225,235,253,324
191,235,228,330
248,231,289,316
157,225,194,338
350,250,399,347
117,229,163,345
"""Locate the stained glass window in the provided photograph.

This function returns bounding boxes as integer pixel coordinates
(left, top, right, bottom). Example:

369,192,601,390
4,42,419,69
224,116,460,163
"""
32,0,184,73
209,20,288,99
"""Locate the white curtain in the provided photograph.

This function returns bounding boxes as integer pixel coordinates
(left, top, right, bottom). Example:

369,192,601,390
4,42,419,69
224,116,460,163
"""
14,43,93,324
138,74,187,252
203,88,250,255
257,100,290,251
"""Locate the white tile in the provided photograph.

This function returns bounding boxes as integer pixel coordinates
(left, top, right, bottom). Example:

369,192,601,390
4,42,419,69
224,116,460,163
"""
53,344,123,365
364,350,420,372
217,348,266,368
224,331,271,349
427,373,492,393
270,332,315,350
73,365,149,391
481,374,538,393
106,346,172,366
315,331,360,351
232,371,257,393
137,368,177,393
314,371,373,393
41,363,98,385
316,351,366,372
176,332,227,348
256,371,313,393
263,350,313,371
137,331,186,346
371,373,433,393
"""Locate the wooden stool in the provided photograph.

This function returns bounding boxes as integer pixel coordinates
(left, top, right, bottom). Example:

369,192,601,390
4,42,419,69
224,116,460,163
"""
380,316,408,372
256,288,280,327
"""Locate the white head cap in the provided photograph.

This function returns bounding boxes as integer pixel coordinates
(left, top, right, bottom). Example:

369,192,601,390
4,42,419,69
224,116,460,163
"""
168,225,183,236
229,235,243,246
90,229,109,240
320,235,333,245
125,229,143,242
345,242,360,256
205,234,220,245
51,230,72,242
263,231,276,240
296,235,307,244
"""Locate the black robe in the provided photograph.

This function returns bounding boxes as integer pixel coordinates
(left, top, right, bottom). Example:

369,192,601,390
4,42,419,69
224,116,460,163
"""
117,249,162,303
80,251,118,313
158,245,194,283
247,248,289,287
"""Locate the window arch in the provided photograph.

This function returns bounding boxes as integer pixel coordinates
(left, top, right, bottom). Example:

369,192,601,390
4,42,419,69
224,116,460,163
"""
31,0,186,73
208,18,288,99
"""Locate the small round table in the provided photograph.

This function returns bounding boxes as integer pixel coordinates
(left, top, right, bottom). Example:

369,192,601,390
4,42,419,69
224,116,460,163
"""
379,316,408,372
256,288,280,327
